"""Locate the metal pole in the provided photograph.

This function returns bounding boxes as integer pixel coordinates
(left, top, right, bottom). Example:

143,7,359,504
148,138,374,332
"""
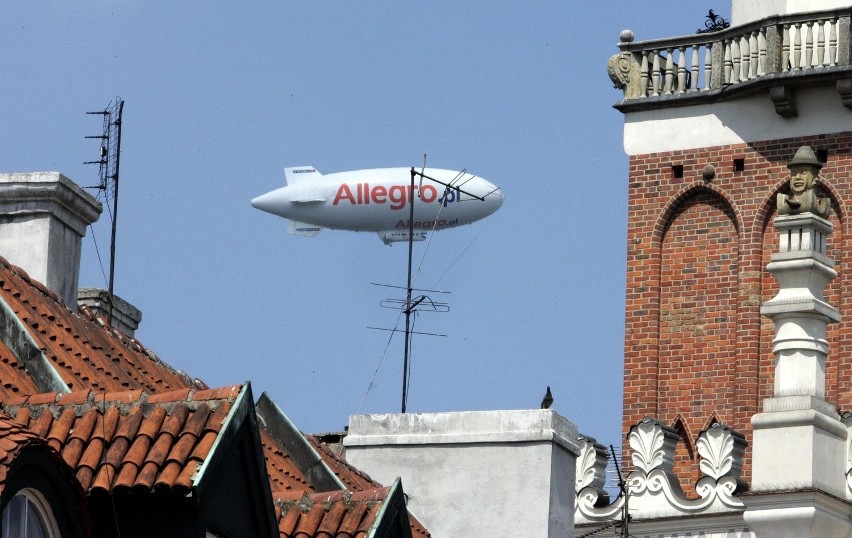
401,167,416,413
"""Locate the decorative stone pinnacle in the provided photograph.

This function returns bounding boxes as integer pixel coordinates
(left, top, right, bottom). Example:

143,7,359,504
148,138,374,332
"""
762,209,839,399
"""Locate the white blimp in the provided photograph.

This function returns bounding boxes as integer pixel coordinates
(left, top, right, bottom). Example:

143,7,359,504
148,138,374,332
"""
251,167,503,244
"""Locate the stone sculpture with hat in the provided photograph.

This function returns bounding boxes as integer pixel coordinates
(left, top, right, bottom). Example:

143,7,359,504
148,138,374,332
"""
777,145,830,218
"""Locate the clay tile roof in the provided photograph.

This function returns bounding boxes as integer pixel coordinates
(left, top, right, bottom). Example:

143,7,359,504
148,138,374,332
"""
260,428,429,537
260,429,314,494
274,488,390,538
262,433,430,537
307,436,382,492
0,412,54,497
0,256,199,395
0,385,242,494
0,339,40,399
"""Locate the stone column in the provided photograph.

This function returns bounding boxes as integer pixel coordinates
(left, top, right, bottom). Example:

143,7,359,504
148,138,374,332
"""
743,213,852,537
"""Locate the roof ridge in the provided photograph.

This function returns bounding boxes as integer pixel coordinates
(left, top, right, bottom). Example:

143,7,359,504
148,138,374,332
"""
0,384,244,420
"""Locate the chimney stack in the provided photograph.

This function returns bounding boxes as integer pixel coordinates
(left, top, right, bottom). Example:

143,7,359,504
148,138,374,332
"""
0,172,101,310
77,288,142,337
345,410,579,537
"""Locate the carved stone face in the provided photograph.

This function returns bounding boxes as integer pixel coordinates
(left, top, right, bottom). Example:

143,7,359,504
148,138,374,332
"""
790,165,817,195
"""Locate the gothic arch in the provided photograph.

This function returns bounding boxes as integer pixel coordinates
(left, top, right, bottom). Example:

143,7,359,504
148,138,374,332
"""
653,182,743,247
700,412,724,433
670,414,696,462
653,183,740,486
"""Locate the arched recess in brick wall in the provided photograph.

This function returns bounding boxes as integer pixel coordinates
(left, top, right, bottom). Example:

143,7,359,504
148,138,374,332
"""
669,414,698,494
654,185,740,452
757,179,847,406
700,411,723,433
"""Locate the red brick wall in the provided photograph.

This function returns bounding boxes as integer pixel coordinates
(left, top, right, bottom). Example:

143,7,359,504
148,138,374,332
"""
624,133,852,492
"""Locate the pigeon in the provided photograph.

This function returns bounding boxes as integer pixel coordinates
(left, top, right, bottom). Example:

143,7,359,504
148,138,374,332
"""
541,386,554,409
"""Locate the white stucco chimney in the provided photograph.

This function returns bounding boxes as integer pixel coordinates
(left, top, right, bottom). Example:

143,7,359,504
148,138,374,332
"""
344,409,580,538
0,172,101,310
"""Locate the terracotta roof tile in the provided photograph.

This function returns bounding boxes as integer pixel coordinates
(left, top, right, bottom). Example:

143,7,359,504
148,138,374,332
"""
56,390,90,406
175,459,199,489
28,392,60,405
193,385,241,401
0,385,242,494
29,409,55,437
137,406,168,439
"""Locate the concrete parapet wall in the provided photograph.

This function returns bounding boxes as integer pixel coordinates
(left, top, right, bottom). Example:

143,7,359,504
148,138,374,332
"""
345,409,578,538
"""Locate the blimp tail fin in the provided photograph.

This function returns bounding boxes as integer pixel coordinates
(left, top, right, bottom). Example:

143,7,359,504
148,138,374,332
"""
288,220,322,237
284,166,321,186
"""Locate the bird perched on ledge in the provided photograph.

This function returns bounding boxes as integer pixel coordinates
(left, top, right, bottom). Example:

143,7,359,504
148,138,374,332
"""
541,386,553,409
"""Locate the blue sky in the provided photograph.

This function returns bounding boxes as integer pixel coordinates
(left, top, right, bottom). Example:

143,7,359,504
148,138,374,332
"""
1,2,725,444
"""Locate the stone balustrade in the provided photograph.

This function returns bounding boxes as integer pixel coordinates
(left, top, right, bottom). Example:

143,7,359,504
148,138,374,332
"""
609,8,852,111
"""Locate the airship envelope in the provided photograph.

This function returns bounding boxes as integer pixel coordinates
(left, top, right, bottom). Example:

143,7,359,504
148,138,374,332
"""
251,167,503,244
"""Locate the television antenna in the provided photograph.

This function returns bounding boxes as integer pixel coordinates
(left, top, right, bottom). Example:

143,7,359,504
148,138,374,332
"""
84,98,125,328
370,155,493,413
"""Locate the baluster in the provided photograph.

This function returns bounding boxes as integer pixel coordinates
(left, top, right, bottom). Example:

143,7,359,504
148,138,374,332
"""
804,21,814,69
758,29,767,76
782,24,791,71
750,31,759,78
690,44,700,92
704,43,713,90
651,51,661,96
739,35,749,80
663,48,674,94
640,51,649,97
724,39,733,83
793,23,802,69
732,38,741,83
676,47,686,93
816,19,825,67
829,18,837,67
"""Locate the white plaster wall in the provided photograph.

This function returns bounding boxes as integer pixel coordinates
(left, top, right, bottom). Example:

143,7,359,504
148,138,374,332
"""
623,87,852,156
0,216,53,286
732,0,851,26
345,410,579,538
47,216,83,306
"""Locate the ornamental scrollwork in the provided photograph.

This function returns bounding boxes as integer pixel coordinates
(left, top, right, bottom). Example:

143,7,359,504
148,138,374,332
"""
607,52,632,90
629,417,679,475
575,419,747,525
697,423,745,480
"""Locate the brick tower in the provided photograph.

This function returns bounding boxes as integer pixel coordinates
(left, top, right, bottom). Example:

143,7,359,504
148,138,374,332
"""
610,1,852,490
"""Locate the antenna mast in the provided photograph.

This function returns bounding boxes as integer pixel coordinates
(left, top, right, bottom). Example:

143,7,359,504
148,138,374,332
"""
85,98,125,327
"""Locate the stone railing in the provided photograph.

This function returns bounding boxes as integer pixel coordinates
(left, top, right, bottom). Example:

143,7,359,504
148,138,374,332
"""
575,418,748,526
609,8,852,111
